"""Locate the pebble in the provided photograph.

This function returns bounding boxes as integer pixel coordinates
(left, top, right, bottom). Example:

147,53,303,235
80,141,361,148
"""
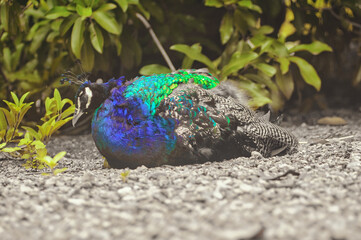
0,110,360,240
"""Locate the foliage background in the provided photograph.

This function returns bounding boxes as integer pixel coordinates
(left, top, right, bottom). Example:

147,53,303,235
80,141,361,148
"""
0,0,360,119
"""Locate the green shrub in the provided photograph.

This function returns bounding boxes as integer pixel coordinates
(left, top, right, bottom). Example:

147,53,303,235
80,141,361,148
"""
0,89,74,174
142,0,333,110
1,0,359,112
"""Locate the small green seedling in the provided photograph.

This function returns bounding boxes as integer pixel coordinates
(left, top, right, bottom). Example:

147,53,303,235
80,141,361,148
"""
41,151,68,176
103,156,111,168
120,170,130,182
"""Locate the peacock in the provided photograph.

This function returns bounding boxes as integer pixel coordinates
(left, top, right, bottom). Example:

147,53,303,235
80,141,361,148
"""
63,69,298,169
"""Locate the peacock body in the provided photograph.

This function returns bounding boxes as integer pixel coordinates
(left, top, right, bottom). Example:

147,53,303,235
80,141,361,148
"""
71,69,298,169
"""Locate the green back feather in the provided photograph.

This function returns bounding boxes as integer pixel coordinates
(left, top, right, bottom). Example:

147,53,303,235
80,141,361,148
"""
124,70,219,115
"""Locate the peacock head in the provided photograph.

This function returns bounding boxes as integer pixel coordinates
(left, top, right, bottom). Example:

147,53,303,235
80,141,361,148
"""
61,66,125,126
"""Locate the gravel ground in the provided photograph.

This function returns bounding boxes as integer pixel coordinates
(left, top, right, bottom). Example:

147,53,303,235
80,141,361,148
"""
0,108,360,240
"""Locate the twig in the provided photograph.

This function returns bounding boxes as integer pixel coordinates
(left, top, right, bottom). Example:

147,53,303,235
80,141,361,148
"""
21,2,33,16
135,13,176,72
299,135,354,144
262,170,300,181
323,7,361,30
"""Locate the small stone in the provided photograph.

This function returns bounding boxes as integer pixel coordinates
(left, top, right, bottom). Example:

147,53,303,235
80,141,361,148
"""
251,151,263,159
317,116,347,125
67,198,86,206
215,224,264,240
117,186,133,197
347,161,361,170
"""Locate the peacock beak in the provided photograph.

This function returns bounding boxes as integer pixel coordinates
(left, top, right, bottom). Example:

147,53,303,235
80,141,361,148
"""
72,108,83,127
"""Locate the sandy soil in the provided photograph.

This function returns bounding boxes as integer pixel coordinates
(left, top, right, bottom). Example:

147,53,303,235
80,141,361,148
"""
0,109,360,240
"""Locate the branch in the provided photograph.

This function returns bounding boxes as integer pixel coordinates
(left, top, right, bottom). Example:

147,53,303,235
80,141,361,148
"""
135,13,176,72
323,7,361,30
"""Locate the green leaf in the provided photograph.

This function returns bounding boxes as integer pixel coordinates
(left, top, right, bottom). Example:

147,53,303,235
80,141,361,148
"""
181,43,202,69
37,147,48,160
276,71,294,100
245,73,278,92
71,17,85,59
32,140,46,149
21,153,31,159
5,128,15,142
26,20,48,41
11,43,24,71
92,11,121,35
220,12,234,45
53,151,67,164
42,156,54,167
1,147,21,153
0,111,7,133
61,106,76,119
278,8,296,42
249,35,275,54
0,3,9,32
10,92,20,106
19,92,30,105
50,118,72,133
205,0,223,8
47,32,60,43
22,126,41,140
97,3,117,12
46,6,72,19
237,78,272,108
0,142,7,149
289,41,332,55
89,23,104,53
252,63,277,77
53,89,62,112
45,97,55,114
170,44,216,72
221,51,258,78
128,0,139,4
29,25,50,53
59,15,77,36
1,32,9,42
114,0,128,12
277,57,290,74
60,98,74,110
238,0,262,13
289,56,321,91
53,168,68,175
3,47,11,71
76,4,92,17
81,36,95,72
18,103,33,126
139,64,171,75
0,108,14,128
252,25,274,35
269,40,289,58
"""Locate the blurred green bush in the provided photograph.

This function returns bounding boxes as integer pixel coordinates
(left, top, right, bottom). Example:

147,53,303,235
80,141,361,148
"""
0,0,359,113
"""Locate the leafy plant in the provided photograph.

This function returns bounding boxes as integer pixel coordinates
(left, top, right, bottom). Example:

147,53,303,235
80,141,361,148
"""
0,89,74,174
0,0,148,106
120,170,130,182
34,89,74,143
142,0,332,110
1,0,360,113
41,151,67,176
0,92,33,145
